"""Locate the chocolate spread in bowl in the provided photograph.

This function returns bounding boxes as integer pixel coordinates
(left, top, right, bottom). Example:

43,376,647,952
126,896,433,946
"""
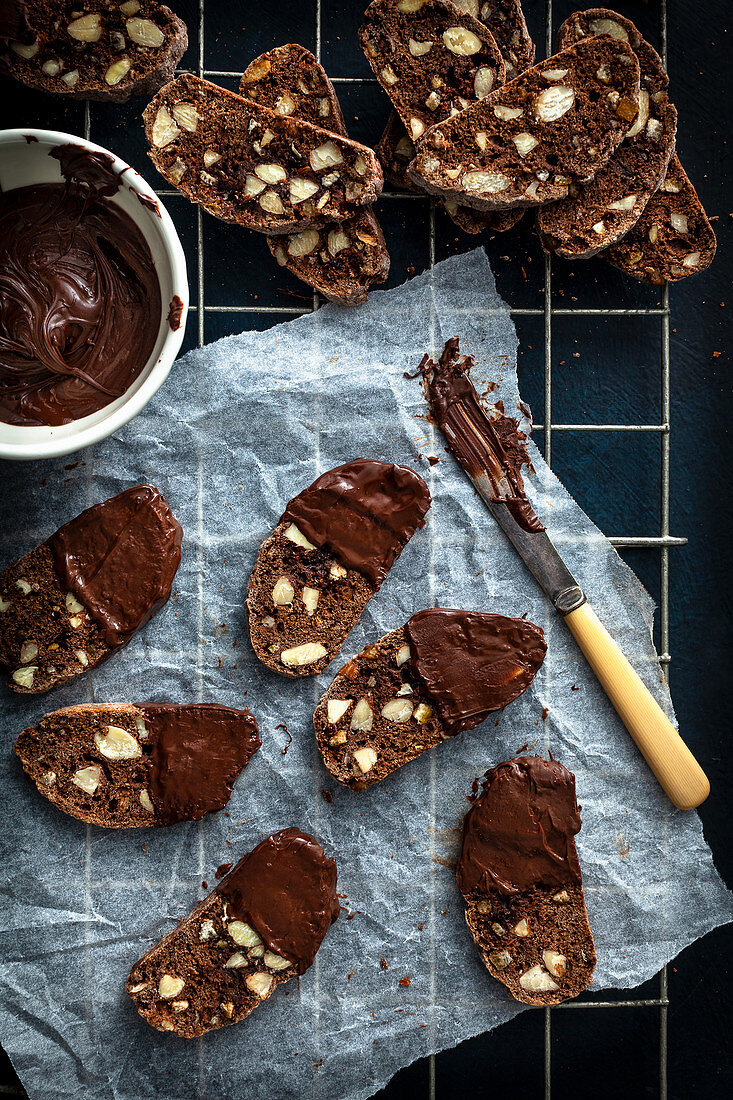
0,143,162,426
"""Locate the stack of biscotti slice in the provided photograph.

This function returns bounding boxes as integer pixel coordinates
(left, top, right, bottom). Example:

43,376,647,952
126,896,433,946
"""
0,1,187,102
127,828,339,1035
247,459,431,678
144,73,383,235
0,485,182,695
15,702,260,827
239,44,390,304
458,755,596,1005
314,608,546,789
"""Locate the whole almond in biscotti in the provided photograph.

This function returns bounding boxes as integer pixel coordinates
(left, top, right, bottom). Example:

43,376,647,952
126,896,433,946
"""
0,1,187,102
15,702,260,827
143,74,383,236
314,608,546,789
0,485,182,695
409,36,640,212
604,153,716,283
536,8,677,259
239,44,389,304
127,828,339,1036
247,459,431,679
458,755,596,1005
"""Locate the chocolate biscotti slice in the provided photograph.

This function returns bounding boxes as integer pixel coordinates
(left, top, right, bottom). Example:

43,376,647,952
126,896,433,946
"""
0,1,187,102
248,459,430,678
604,154,717,283
458,755,596,1005
144,74,383,235
409,36,640,211
239,45,389,304
314,608,546,789
536,9,677,259
0,484,182,694
15,702,260,827
128,828,339,1036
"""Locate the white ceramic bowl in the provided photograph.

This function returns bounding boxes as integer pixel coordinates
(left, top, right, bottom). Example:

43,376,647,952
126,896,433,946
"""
0,128,189,461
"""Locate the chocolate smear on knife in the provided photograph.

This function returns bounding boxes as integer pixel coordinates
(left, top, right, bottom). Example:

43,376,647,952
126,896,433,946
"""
418,337,543,533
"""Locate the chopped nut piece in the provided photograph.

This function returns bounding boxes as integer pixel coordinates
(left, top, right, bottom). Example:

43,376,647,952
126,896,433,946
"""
329,561,347,579
425,91,441,111
381,65,399,85
264,951,290,971
474,66,495,99
272,578,295,606
519,964,558,992
381,699,414,722
228,921,262,948
328,229,349,256
489,950,512,970
224,952,247,968
62,70,79,87
534,85,575,122
42,60,61,75
139,789,153,812
220,1001,235,1018
670,213,688,234
203,150,221,167
513,919,529,937
245,173,266,196
167,158,188,183
409,39,433,57
491,922,506,935
302,586,320,615
413,702,433,724
353,746,378,774
287,230,320,257
94,725,142,761
42,771,56,785
350,698,373,731
74,649,89,666
11,40,38,58
329,730,348,746
255,163,287,184
626,89,649,138
12,666,36,688
72,765,101,794
274,92,296,116
289,177,319,203
409,118,425,140
16,580,32,595
463,169,511,193
281,642,328,667
513,132,538,157
105,58,132,85
126,17,165,48
607,195,637,212
158,974,185,999
199,919,216,941
246,972,275,998
327,699,352,724
0,597,10,612
120,1,141,14
259,192,285,214
588,17,628,40
19,641,38,664
171,1000,189,1013
310,142,343,171
152,106,180,149
66,591,84,614
284,523,315,550
682,251,701,268
543,949,567,978
67,14,102,42
171,102,201,132
442,26,481,56
396,644,411,666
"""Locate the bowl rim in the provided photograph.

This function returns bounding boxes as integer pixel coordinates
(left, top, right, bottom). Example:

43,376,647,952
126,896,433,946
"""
0,127,189,462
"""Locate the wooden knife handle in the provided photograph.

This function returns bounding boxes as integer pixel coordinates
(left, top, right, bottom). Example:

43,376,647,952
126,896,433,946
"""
563,602,709,810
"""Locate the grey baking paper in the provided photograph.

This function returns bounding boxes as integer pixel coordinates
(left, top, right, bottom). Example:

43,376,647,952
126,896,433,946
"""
1,248,731,1100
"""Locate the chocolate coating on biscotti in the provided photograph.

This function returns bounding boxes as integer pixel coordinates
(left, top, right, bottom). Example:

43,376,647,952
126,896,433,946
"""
240,45,389,303
14,702,260,827
127,828,338,1036
0,1,187,102
144,74,383,235
409,37,640,211
458,756,596,1005
537,8,677,259
604,153,716,283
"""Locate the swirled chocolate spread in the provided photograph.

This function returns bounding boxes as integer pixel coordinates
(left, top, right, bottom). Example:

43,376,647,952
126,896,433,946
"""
141,704,261,825
457,756,582,897
418,337,543,533
220,827,339,973
406,608,546,735
282,458,431,586
49,484,182,648
0,143,161,426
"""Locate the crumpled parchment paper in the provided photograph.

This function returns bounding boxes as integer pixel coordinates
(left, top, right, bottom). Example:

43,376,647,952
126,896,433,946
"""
1,249,731,1100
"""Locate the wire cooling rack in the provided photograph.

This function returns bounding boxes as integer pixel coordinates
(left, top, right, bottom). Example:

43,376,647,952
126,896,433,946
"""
0,1,686,1097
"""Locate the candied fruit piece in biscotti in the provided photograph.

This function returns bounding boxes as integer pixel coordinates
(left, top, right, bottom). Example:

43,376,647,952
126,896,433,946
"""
0,484,182,695
143,73,383,236
247,459,431,679
239,44,389,304
0,1,187,102
408,35,640,212
536,8,677,259
14,702,260,827
127,828,339,1036
458,755,596,1005
314,609,546,789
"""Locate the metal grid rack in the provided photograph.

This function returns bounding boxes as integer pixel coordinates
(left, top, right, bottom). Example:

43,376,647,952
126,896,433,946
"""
0,1,684,1097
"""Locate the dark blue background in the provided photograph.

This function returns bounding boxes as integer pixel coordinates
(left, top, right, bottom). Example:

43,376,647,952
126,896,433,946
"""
1,1,730,1096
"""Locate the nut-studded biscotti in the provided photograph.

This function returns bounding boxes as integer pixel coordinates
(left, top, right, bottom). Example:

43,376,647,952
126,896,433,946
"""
604,154,716,283
15,702,260,827
0,1,187,102
247,459,430,678
127,828,339,1036
458,755,596,1005
314,609,546,789
0,484,182,694
536,9,677,259
239,44,390,304
409,36,640,211
144,74,383,235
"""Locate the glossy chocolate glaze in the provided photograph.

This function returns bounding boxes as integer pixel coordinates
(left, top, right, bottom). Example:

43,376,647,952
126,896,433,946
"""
0,143,161,426
49,485,182,648
419,337,543,533
141,704,261,825
406,608,546,735
282,458,430,586
457,755,582,896
219,827,339,974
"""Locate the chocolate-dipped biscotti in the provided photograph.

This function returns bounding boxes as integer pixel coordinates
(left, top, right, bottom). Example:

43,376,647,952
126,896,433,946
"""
239,44,390,304
0,1,187,102
458,755,596,1005
127,828,339,1036
247,459,430,678
144,73,383,235
15,703,260,827
314,608,546,789
0,484,182,694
